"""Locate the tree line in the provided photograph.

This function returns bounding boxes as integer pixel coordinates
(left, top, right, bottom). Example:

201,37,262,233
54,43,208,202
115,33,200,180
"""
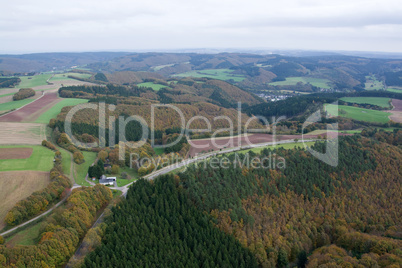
0,185,113,267
4,149,72,226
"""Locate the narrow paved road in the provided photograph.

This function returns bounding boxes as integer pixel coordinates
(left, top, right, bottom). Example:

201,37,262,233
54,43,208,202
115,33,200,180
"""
1,138,317,236
111,139,318,196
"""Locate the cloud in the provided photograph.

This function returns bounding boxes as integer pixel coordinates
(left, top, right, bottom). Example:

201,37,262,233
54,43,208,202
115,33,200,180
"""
0,0,401,53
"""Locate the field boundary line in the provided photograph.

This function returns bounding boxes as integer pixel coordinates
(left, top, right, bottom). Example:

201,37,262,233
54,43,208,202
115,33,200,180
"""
0,91,45,119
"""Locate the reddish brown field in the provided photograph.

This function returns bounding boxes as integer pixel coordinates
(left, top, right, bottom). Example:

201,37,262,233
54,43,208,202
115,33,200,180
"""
188,132,342,156
0,147,33,159
388,99,402,123
0,91,60,122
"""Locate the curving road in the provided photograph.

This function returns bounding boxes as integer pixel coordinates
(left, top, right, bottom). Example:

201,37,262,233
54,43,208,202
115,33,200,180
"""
111,139,318,196
1,138,317,236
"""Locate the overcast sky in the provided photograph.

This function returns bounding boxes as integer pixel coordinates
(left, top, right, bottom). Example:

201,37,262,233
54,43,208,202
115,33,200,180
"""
1,0,402,54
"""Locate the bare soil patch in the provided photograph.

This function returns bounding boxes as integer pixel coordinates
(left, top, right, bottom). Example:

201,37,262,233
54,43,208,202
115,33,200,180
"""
0,123,45,145
387,99,402,123
0,171,50,229
0,147,33,159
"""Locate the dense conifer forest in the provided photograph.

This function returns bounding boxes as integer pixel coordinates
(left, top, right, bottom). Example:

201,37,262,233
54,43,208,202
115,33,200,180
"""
83,132,402,267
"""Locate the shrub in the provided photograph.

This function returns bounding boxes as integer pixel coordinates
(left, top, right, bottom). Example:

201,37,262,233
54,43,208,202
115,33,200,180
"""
13,88,35,101
73,151,85,164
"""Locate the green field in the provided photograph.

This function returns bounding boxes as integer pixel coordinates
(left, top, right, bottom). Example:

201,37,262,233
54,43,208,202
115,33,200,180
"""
153,147,164,155
387,87,402,93
14,74,53,89
59,148,72,176
0,145,54,172
305,129,363,135
325,104,391,123
269,77,332,89
152,63,175,71
340,97,391,108
0,98,35,112
364,75,384,90
74,151,97,186
137,82,169,91
49,72,92,81
0,92,15,98
173,69,246,82
225,141,317,156
115,167,138,187
34,98,88,124
5,220,42,246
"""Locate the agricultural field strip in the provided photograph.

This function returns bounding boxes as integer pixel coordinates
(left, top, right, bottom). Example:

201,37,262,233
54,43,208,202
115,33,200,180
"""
0,92,44,117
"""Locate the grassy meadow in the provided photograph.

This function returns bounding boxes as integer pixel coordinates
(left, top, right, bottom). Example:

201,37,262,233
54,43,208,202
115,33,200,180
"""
325,104,391,123
173,69,245,82
34,98,88,124
0,98,35,112
137,82,169,91
364,75,384,90
269,77,332,89
0,145,54,171
340,97,391,108
74,151,97,186
49,72,92,81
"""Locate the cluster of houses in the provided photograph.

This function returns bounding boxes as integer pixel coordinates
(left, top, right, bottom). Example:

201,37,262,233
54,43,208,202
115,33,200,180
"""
257,93,290,102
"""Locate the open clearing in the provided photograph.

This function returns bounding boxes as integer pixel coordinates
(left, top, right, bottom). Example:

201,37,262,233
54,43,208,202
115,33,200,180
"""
305,129,363,135
74,151,97,186
188,132,344,157
325,104,391,123
49,72,92,81
59,147,72,177
0,91,60,122
365,75,384,90
173,69,245,82
387,87,402,93
0,145,54,172
0,123,45,145
269,77,332,89
137,82,169,91
0,171,50,230
5,220,42,246
229,141,318,156
386,99,402,123
0,147,33,159
11,74,52,89
340,97,391,108
34,98,88,124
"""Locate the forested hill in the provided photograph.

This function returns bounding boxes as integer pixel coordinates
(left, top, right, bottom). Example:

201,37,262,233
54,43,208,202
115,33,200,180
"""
58,77,262,108
82,177,258,268
0,52,130,73
83,131,402,267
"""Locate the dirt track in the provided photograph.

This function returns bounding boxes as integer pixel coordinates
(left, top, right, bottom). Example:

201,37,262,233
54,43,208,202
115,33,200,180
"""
0,91,60,122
